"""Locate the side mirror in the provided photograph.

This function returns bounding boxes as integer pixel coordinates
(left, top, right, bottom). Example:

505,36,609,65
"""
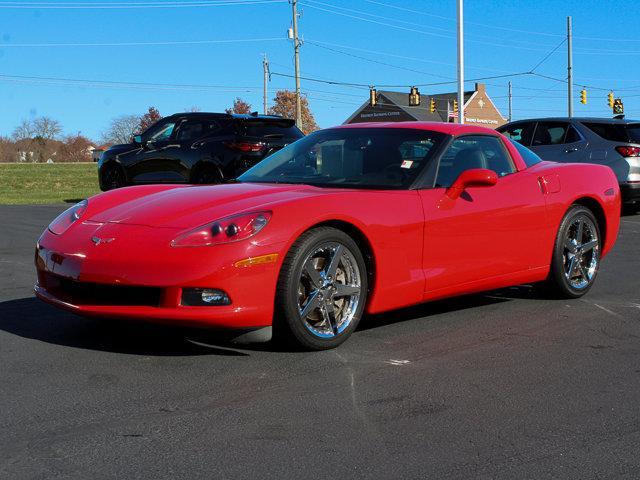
132,135,142,145
446,168,498,200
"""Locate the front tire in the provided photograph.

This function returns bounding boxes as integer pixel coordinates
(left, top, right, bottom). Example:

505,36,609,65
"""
101,163,126,191
191,164,222,185
275,227,368,350
546,205,601,298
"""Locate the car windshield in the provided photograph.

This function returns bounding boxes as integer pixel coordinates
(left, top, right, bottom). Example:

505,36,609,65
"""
238,128,445,189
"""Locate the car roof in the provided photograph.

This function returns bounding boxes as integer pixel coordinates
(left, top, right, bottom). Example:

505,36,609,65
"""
502,117,640,125
164,112,288,121
334,121,501,135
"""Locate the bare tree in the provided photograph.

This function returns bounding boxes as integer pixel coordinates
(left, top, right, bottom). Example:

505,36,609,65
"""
11,117,63,162
32,117,62,140
12,119,35,141
102,114,140,145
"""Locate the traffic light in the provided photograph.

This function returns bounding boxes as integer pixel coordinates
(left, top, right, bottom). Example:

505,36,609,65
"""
369,87,377,107
580,89,587,104
409,86,421,106
613,98,624,115
608,91,614,109
453,99,459,113
429,98,436,113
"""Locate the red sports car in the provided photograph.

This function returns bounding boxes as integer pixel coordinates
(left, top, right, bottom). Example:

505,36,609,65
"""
35,122,621,350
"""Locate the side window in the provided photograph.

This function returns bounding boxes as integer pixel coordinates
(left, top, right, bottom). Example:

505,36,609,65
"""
436,135,515,187
146,120,177,143
532,122,569,146
500,122,534,146
176,120,220,142
564,125,582,144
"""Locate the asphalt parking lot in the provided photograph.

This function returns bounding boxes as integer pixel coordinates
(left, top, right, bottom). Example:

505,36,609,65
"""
1,204,639,480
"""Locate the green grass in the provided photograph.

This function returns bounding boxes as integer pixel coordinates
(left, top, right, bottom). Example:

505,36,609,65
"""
0,163,101,205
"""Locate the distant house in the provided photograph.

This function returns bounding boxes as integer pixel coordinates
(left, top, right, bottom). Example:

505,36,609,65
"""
344,82,507,128
90,144,111,162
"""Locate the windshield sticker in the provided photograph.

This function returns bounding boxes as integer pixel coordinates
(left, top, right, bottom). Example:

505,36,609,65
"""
401,160,413,169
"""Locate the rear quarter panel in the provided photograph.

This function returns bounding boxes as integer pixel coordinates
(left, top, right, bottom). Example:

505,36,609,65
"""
530,161,620,257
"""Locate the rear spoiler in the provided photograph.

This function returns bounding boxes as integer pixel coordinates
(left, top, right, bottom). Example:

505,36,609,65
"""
239,117,296,128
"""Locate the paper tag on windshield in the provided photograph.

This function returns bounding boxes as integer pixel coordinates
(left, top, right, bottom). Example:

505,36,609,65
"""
401,160,413,169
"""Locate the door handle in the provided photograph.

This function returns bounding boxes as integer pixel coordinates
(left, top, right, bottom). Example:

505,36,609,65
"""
160,144,181,150
564,147,579,153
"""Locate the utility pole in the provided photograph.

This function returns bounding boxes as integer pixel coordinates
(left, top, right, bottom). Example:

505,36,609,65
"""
567,16,573,118
508,81,512,122
291,0,302,128
456,0,464,124
263,54,269,115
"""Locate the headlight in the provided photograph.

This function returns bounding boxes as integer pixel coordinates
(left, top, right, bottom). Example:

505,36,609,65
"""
48,200,88,235
171,211,271,247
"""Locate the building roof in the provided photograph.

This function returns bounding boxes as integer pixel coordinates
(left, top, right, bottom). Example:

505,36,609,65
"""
337,121,503,136
344,89,476,124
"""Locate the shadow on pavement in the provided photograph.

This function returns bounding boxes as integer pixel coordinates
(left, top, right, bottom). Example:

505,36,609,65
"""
0,286,538,355
361,290,514,331
0,296,250,357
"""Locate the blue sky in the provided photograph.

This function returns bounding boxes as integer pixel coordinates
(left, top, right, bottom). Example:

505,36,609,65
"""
1,0,639,141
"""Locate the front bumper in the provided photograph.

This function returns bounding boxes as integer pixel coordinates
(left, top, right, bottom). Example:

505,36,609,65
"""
34,222,283,329
620,182,640,204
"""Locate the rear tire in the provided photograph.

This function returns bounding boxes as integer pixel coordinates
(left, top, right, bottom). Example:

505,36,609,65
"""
274,227,368,350
545,205,601,298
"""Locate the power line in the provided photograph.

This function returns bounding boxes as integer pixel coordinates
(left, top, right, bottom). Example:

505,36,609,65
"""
0,37,286,47
301,1,568,53
303,0,454,34
0,73,263,91
363,0,640,44
305,38,516,74
530,38,566,72
0,0,285,8
271,70,531,89
305,41,454,81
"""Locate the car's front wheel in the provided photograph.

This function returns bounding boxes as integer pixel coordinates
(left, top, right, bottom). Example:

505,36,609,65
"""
275,227,368,350
101,163,126,190
546,205,601,298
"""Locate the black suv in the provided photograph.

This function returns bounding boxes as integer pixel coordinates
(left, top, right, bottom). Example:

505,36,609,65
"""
98,112,304,190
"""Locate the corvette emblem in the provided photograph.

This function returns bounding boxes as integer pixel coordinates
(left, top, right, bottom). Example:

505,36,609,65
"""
91,236,115,245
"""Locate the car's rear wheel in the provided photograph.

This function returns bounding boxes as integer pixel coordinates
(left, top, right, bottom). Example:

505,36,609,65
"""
275,227,368,350
101,163,126,190
546,205,601,298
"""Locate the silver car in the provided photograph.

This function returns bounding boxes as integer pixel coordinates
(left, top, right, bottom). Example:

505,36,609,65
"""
497,117,640,209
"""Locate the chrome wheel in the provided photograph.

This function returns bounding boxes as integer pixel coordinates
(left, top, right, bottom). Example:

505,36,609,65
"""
297,242,362,338
562,216,599,290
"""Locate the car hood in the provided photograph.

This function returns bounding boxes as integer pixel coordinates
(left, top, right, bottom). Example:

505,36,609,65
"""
88,183,321,229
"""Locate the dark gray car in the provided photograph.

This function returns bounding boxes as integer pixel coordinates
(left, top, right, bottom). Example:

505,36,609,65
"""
497,117,640,207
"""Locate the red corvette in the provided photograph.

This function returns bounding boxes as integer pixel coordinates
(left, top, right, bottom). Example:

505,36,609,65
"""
35,122,621,350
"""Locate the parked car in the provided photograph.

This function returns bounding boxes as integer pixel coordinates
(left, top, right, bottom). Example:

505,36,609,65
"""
497,117,640,209
98,112,304,190
36,122,620,350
